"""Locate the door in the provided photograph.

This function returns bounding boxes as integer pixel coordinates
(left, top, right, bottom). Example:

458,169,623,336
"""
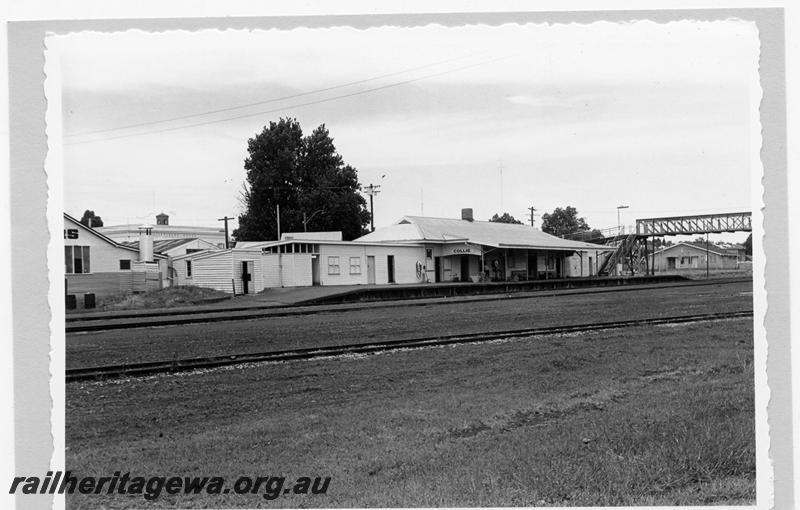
588,257,593,276
528,252,538,280
667,257,676,270
367,256,375,284
460,255,470,282
434,257,442,283
387,255,395,283
311,255,321,286
241,260,252,294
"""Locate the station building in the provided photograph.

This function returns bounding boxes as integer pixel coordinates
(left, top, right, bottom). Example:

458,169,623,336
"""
64,213,168,307
356,209,612,282
170,209,611,294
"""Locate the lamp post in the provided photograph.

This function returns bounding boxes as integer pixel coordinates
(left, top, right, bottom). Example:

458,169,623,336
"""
616,205,629,236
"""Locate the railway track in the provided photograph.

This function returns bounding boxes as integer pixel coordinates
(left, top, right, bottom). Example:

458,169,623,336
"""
66,310,753,383
65,277,752,332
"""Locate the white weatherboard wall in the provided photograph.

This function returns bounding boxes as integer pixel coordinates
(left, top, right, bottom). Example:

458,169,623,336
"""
232,250,264,294
64,220,141,273
365,244,426,285
260,253,313,288
185,251,235,293
320,245,369,286
567,251,596,277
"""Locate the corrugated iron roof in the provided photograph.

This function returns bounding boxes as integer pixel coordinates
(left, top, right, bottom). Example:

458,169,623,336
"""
357,216,611,251
653,242,735,257
120,238,202,254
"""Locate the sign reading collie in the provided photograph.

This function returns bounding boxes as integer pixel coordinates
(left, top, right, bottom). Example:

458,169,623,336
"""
64,229,79,239
441,244,481,257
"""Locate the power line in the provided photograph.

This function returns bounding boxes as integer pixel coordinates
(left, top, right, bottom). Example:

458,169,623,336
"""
65,54,482,139
65,55,512,146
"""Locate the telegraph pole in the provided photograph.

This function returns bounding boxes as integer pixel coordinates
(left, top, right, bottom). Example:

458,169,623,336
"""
217,216,234,249
364,184,381,232
528,206,537,227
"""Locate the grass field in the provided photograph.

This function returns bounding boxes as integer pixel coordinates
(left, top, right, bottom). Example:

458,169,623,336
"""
66,317,755,508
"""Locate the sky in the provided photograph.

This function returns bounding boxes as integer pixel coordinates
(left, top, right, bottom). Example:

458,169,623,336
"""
50,19,759,242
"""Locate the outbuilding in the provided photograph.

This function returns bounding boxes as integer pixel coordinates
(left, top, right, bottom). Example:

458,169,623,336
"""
172,239,426,294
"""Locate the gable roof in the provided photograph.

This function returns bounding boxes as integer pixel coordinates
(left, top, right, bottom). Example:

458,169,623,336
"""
356,216,611,251
120,238,213,254
653,242,736,257
64,213,167,259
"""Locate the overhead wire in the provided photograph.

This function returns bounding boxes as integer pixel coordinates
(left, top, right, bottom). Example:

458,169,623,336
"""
64,53,484,138
65,54,512,146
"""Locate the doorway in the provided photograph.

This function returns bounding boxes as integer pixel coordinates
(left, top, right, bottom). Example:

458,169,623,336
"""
387,255,395,283
367,256,376,284
311,255,321,286
460,255,470,282
528,252,538,280
434,257,442,283
241,260,253,294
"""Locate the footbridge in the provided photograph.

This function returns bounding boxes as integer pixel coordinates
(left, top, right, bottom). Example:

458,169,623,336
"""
566,212,752,276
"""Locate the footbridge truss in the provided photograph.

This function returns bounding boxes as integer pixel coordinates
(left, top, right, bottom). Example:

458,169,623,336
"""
635,212,751,236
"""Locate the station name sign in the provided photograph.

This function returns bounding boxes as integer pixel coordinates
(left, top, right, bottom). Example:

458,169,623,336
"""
64,228,79,239
441,243,481,257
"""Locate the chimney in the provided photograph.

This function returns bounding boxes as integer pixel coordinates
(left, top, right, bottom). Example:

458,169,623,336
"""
138,225,154,262
461,208,474,222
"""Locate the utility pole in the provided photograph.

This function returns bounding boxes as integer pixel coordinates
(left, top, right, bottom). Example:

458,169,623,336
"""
616,205,629,236
528,206,537,227
498,160,504,211
364,183,381,232
217,216,234,249
276,204,281,240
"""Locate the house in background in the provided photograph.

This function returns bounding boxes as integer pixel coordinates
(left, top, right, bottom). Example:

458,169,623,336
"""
97,212,227,247
652,242,740,272
64,213,168,308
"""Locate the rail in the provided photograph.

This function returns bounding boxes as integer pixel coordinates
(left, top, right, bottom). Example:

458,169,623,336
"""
67,310,753,382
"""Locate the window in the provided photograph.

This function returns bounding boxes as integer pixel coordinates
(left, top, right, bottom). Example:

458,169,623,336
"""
119,259,131,270
186,260,192,278
328,256,340,275
65,246,90,274
349,257,361,275
426,249,433,259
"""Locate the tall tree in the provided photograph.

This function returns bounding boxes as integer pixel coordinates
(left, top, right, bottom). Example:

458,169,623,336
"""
489,212,523,224
540,206,590,237
234,119,370,241
743,233,752,256
79,210,103,228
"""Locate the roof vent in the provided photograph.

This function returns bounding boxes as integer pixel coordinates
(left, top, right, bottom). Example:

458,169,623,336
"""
461,208,474,222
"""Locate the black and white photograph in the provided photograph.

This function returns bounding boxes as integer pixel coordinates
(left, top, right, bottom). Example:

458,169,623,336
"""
7,5,794,509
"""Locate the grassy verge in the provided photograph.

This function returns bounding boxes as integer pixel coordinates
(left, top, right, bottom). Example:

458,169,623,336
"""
66,319,755,507
93,286,230,311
